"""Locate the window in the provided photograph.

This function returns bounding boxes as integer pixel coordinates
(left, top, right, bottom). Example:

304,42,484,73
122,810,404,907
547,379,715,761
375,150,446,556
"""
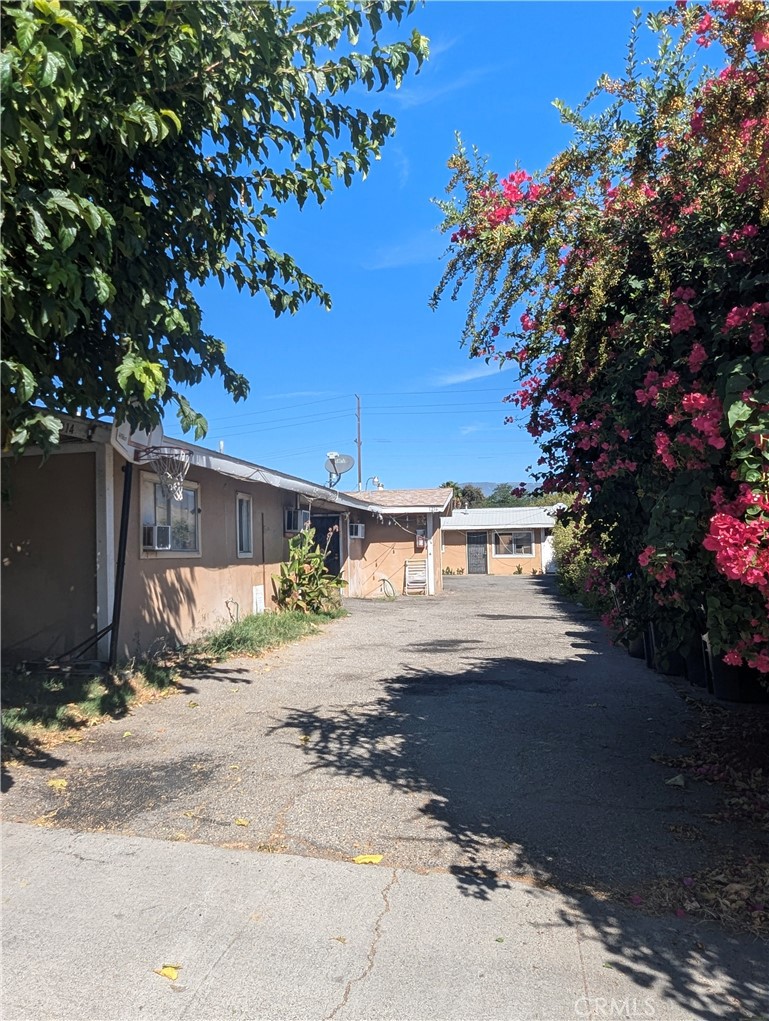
141,475,199,554
493,530,533,557
237,494,253,557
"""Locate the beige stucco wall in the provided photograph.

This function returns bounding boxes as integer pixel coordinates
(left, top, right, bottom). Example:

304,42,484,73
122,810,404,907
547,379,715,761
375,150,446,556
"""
2,451,97,663
346,512,442,598
116,459,296,658
442,529,546,575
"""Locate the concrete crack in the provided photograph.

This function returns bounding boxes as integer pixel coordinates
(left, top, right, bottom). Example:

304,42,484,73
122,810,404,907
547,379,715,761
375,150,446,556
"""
324,869,400,1021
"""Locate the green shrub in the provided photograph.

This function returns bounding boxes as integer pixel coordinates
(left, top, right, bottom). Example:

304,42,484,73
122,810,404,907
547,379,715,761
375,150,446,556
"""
274,526,346,613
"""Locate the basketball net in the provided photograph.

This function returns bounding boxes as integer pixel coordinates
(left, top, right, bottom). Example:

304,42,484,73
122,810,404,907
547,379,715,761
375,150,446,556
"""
136,446,191,501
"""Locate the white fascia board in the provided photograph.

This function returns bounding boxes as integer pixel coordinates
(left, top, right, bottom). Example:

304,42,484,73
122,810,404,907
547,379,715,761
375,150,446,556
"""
367,504,452,516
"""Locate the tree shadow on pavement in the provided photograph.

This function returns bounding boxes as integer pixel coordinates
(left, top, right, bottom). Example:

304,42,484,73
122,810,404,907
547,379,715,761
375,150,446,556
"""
272,582,768,1018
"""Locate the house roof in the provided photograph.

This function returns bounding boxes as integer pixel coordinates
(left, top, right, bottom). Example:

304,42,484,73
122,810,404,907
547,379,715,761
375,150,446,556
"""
39,415,450,516
440,506,558,530
168,440,377,511
344,488,454,514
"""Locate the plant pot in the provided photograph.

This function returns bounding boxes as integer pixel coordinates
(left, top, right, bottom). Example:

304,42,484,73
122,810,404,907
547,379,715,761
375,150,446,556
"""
654,647,686,677
704,642,769,704
643,625,655,669
684,640,709,689
626,632,645,659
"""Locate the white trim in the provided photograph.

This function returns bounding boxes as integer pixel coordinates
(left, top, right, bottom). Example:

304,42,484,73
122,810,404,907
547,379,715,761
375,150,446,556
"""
491,529,535,558
139,472,201,558
94,444,115,659
367,504,450,516
236,492,254,558
426,513,435,596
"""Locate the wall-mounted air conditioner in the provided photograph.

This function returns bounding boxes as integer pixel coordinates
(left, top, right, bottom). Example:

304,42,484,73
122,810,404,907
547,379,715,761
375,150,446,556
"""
284,508,311,534
142,524,172,550
349,523,365,540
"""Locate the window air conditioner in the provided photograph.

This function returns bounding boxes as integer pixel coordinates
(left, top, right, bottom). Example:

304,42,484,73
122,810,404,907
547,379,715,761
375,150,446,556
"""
142,524,172,550
349,523,365,540
284,508,310,534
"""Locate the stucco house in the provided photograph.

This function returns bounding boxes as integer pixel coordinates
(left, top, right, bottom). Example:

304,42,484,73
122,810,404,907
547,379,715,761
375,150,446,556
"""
344,488,454,599
1,416,452,666
440,506,558,576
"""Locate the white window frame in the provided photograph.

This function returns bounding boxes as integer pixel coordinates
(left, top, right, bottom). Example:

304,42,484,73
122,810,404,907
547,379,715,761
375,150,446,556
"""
140,472,201,558
236,492,254,558
492,530,534,558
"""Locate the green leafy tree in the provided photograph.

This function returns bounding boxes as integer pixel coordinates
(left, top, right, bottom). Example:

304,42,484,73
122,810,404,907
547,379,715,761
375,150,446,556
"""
459,483,485,507
484,483,514,507
0,0,427,452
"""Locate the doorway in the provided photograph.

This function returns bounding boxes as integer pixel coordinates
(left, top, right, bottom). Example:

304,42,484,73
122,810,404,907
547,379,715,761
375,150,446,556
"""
466,532,488,574
310,515,341,576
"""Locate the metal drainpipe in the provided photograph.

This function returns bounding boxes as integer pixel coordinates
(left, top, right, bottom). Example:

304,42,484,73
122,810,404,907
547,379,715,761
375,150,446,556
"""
108,461,133,670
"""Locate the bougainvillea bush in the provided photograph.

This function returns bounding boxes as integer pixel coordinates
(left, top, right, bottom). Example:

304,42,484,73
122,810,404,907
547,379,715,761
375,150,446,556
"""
432,2,769,676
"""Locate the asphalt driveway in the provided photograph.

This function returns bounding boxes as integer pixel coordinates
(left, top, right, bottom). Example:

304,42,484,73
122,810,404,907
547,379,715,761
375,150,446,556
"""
0,575,729,889
2,576,767,1020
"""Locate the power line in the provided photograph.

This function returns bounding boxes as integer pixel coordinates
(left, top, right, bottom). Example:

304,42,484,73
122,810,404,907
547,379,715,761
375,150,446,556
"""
215,410,354,438
205,385,518,425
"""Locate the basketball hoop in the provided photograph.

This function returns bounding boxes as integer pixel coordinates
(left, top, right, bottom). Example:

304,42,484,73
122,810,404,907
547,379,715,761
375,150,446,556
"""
136,446,191,501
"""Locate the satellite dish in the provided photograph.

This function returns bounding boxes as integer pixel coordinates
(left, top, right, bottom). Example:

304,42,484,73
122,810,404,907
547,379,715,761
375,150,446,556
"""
325,452,355,488
325,453,354,475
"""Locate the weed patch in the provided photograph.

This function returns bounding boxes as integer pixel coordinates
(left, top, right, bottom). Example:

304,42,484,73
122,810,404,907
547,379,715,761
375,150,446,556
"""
191,608,346,660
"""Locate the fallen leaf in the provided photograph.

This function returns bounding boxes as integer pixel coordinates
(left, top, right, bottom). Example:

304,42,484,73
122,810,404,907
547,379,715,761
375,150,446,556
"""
352,854,383,865
188,701,199,708
47,779,68,792
182,810,196,818
299,735,310,745
331,935,347,944
154,964,181,981
495,937,505,943
123,731,133,738
33,809,59,827
234,818,250,827
603,962,614,969
228,764,240,771
665,774,686,787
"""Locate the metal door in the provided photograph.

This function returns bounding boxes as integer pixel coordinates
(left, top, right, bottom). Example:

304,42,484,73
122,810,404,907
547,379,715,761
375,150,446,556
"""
466,532,488,574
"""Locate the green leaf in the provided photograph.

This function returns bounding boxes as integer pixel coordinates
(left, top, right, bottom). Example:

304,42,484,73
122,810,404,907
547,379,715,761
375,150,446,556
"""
0,53,12,92
58,224,77,251
28,208,50,242
92,268,111,304
160,108,182,133
16,14,36,53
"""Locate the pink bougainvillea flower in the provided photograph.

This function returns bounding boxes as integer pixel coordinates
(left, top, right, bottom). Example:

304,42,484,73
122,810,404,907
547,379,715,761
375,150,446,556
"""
688,343,708,373
670,303,696,334
753,26,769,52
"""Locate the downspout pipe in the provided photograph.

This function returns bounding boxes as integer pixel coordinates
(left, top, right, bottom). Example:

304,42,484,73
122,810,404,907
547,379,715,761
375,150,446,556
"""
108,461,133,670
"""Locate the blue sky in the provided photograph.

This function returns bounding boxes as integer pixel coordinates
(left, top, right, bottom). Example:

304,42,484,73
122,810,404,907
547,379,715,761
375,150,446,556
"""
179,1,661,491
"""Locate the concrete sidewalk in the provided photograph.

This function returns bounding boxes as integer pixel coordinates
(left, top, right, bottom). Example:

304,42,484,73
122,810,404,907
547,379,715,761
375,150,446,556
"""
3,821,766,1021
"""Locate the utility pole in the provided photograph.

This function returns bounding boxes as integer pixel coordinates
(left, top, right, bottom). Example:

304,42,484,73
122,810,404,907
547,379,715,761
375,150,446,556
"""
355,394,362,490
